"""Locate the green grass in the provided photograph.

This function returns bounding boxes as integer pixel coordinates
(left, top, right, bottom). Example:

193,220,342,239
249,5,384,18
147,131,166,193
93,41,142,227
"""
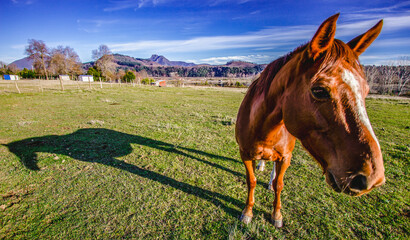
0,86,409,239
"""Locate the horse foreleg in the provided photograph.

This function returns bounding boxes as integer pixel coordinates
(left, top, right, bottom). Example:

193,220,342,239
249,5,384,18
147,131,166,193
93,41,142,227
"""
240,160,256,224
271,156,291,228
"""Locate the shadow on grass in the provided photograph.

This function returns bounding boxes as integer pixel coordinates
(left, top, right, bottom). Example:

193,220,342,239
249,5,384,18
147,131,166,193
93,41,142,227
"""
5,128,245,217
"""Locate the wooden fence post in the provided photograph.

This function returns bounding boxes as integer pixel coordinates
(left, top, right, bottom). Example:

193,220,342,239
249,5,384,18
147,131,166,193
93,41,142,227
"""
59,76,64,91
38,79,43,92
14,79,21,94
75,78,80,89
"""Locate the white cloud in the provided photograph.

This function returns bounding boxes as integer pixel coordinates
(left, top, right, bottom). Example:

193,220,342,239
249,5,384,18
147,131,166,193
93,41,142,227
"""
353,1,410,13
209,0,253,6
0,55,23,64
105,1,410,65
371,37,410,48
109,26,314,54
77,19,120,33
104,0,177,11
11,0,35,5
359,54,410,65
105,0,255,11
108,14,410,65
339,15,410,37
195,54,272,65
341,1,410,34
383,15,410,31
11,44,26,50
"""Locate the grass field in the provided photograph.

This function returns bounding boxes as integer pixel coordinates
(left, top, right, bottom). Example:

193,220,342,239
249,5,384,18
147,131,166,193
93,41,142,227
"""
0,84,409,239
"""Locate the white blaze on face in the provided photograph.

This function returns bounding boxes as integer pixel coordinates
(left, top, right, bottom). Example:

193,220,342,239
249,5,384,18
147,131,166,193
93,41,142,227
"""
342,70,380,148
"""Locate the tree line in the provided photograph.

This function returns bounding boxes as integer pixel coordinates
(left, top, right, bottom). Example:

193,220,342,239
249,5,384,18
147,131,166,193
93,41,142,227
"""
133,65,265,78
1,39,83,80
1,39,266,82
364,61,409,95
1,39,408,95
0,40,137,83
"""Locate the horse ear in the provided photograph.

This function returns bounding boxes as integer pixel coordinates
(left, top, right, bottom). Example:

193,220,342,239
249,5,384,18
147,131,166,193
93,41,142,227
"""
309,13,339,60
347,20,383,56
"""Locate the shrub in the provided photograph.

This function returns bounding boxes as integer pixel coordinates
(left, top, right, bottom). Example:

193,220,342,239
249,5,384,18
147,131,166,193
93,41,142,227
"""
122,71,136,82
20,68,36,79
141,78,154,85
235,81,245,88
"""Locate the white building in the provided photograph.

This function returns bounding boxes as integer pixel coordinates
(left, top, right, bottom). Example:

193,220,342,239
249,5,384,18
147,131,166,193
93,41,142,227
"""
78,75,94,82
3,75,19,80
59,75,70,81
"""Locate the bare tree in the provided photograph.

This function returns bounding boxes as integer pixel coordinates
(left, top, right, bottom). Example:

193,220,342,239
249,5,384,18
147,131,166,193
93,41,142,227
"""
92,45,111,60
0,61,6,76
92,45,115,81
25,39,50,80
364,65,379,93
116,69,126,82
65,47,83,77
381,61,398,94
396,57,410,95
49,46,83,76
7,64,20,74
138,69,148,83
49,46,66,75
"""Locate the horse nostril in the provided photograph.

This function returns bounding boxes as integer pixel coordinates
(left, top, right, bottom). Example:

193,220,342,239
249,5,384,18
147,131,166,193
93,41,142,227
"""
350,174,368,191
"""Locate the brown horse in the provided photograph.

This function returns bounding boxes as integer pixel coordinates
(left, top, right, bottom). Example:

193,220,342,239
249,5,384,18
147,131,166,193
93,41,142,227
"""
235,14,385,227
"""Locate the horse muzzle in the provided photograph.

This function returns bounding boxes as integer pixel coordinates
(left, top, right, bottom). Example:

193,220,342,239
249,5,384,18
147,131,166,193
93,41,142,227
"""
325,170,385,196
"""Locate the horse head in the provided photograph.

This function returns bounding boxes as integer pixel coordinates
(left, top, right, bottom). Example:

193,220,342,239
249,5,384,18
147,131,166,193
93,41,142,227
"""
281,14,385,196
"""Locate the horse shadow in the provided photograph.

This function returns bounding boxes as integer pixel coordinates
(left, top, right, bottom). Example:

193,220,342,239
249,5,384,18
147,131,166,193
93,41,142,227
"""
4,128,246,217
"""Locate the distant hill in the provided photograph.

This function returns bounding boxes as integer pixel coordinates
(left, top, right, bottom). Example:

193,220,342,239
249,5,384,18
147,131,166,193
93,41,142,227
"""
82,54,162,70
224,61,260,68
109,54,195,68
10,54,260,70
113,54,159,68
9,57,33,70
149,54,196,67
85,53,266,78
8,54,267,78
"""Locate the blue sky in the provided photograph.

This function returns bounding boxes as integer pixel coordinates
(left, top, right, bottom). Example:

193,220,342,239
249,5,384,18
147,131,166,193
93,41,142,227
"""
1,0,409,65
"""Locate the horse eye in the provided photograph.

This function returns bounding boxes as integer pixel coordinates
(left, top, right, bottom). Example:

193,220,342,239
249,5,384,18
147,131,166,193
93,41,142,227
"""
311,86,331,100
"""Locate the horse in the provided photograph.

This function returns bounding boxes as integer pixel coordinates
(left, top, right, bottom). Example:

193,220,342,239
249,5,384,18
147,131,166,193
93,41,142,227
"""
235,13,385,228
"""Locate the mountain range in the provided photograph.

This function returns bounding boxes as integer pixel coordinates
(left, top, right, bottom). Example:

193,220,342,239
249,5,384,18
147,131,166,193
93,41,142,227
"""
8,54,260,70
148,54,196,67
8,57,34,70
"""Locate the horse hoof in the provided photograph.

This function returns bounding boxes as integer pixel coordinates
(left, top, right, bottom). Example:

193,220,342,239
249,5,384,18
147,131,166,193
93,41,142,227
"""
273,219,283,228
240,214,252,224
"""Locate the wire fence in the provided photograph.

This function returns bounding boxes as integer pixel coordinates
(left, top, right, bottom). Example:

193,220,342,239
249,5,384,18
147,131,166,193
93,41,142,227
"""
0,79,115,93
3,78,406,96
0,78,252,94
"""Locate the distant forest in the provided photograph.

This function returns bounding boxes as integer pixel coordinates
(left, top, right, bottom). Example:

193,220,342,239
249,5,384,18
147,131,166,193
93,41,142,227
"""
129,65,266,78
1,40,409,96
363,65,409,95
110,56,409,95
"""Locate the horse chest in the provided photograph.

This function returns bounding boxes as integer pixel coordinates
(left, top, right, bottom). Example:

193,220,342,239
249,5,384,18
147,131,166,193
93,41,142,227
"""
252,142,283,161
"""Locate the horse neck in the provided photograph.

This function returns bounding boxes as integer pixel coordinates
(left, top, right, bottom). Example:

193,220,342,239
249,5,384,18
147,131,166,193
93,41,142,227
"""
258,55,301,130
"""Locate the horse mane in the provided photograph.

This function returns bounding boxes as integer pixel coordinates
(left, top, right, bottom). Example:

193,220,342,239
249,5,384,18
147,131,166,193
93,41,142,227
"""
318,39,362,75
247,44,308,97
247,39,361,98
